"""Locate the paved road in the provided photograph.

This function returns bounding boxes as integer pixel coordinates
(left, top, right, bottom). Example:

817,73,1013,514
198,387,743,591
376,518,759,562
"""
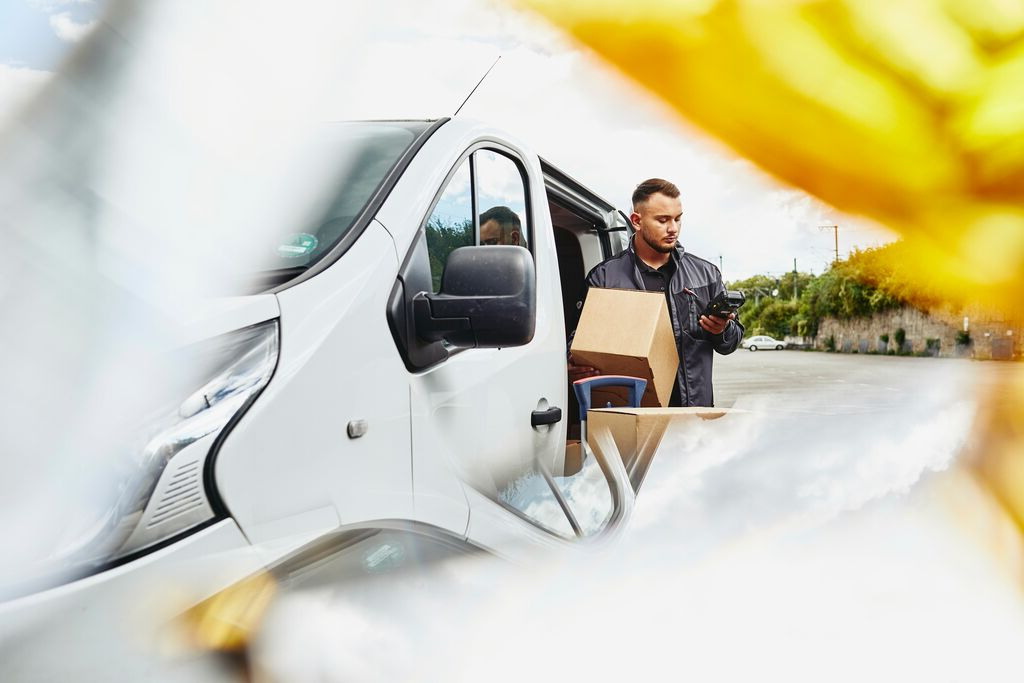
712,347,998,413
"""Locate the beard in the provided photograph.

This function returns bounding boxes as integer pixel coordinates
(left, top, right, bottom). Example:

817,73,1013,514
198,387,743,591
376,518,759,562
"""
642,232,677,254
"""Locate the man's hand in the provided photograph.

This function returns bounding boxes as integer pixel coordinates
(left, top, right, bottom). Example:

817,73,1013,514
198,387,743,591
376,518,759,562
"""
568,354,600,383
699,312,734,336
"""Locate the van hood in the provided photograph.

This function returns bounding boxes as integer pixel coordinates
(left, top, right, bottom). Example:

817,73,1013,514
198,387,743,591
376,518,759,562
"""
179,295,281,345
177,294,280,344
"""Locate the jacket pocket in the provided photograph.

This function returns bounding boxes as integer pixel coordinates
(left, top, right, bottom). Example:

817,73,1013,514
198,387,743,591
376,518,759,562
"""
682,290,705,337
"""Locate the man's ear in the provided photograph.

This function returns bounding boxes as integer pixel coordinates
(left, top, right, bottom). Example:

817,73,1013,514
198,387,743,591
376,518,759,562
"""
511,230,521,246
630,212,642,230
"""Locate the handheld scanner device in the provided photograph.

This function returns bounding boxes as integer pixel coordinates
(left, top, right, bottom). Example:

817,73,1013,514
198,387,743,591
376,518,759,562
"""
703,290,745,319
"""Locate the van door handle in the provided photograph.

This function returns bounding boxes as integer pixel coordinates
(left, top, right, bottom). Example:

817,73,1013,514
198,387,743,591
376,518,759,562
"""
531,407,562,426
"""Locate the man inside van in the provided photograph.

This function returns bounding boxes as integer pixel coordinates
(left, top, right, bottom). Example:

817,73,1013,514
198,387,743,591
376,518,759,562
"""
569,178,743,407
479,205,523,246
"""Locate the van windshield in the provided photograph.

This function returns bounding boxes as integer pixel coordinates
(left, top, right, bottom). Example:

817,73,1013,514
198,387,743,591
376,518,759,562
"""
0,2,433,295
262,121,430,273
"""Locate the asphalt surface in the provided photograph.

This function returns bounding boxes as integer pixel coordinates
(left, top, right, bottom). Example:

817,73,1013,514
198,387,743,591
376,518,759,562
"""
712,346,996,412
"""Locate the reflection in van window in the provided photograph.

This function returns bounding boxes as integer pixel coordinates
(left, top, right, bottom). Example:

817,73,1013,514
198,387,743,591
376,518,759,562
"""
479,205,523,246
425,160,473,292
551,452,613,535
475,150,528,248
498,470,575,538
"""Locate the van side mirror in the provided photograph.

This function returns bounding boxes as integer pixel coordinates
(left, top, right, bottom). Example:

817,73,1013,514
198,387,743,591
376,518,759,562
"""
413,246,536,348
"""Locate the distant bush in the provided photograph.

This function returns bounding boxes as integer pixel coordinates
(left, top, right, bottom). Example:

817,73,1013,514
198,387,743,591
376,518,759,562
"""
955,330,971,346
879,333,889,343
824,334,836,352
894,328,906,346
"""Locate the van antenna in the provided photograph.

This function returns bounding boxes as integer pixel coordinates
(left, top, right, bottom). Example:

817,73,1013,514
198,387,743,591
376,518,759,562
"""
453,55,501,118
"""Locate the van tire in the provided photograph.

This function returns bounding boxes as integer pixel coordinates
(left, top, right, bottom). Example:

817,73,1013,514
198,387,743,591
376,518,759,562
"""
749,345,757,352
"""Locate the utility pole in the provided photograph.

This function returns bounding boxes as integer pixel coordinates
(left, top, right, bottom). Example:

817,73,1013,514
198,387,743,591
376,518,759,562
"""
719,254,723,274
819,224,839,265
792,258,798,302
753,287,772,306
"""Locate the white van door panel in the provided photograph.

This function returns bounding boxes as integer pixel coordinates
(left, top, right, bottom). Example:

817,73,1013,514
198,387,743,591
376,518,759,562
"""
381,129,570,543
215,221,414,544
409,333,565,526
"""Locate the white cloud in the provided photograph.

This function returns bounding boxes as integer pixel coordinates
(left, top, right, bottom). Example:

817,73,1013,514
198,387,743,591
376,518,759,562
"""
48,10,97,42
0,63,51,126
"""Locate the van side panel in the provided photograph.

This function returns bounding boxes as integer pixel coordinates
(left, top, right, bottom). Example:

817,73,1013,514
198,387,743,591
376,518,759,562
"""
214,222,414,544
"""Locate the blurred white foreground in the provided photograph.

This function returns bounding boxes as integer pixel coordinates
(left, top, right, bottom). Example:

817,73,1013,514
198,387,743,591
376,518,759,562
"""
244,356,1024,682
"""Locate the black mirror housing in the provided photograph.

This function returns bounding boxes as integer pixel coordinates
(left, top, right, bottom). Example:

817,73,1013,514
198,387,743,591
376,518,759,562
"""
414,246,536,348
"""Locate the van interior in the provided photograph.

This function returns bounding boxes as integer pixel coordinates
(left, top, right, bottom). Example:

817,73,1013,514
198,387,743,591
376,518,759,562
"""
543,164,629,439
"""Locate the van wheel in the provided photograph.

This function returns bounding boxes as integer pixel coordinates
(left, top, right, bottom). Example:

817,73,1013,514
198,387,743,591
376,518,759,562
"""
775,345,783,350
749,345,758,352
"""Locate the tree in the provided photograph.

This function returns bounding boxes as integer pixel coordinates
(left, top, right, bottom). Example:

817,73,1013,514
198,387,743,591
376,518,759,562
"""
725,240,957,343
757,299,800,338
425,217,473,290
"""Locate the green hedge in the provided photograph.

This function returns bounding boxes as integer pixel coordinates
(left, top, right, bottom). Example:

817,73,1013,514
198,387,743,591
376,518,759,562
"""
728,244,908,340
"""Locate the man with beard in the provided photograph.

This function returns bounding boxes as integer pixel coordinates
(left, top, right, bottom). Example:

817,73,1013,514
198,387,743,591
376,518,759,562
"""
479,205,523,246
569,178,743,407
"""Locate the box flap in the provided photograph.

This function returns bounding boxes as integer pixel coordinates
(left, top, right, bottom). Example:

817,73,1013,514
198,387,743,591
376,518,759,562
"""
571,288,661,357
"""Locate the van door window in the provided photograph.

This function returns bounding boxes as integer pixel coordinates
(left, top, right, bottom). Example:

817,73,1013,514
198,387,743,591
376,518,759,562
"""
475,150,528,249
425,159,473,292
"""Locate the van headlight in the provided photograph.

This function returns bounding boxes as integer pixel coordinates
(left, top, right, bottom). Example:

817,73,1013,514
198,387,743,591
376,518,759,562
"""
109,320,279,562
23,320,279,592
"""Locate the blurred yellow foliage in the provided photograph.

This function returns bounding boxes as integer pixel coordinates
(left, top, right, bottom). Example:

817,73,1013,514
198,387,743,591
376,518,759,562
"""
518,0,1024,312
179,571,277,653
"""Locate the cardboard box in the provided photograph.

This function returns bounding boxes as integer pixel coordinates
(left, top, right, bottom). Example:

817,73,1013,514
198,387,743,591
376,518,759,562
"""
586,407,729,491
570,288,679,407
560,440,583,477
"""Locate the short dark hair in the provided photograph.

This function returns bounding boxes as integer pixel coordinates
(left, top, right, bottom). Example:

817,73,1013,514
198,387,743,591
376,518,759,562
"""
479,205,521,235
632,178,680,210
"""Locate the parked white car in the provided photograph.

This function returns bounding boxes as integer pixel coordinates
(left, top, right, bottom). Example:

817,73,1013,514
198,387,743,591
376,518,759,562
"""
742,335,788,351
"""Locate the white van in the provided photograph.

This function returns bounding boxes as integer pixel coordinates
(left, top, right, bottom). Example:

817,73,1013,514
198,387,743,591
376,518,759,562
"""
206,117,637,556
0,117,640,627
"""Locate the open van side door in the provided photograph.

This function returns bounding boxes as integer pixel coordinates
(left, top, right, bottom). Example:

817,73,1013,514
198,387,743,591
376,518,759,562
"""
541,158,630,264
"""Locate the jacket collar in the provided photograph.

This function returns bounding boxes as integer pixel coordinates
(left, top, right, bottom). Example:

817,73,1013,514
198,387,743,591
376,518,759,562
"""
627,232,686,267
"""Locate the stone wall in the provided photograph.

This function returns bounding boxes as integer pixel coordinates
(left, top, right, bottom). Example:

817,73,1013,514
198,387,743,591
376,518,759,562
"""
814,306,1022,360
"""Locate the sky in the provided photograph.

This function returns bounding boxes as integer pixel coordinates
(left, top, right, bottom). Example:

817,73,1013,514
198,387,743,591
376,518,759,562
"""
0,0,896,280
